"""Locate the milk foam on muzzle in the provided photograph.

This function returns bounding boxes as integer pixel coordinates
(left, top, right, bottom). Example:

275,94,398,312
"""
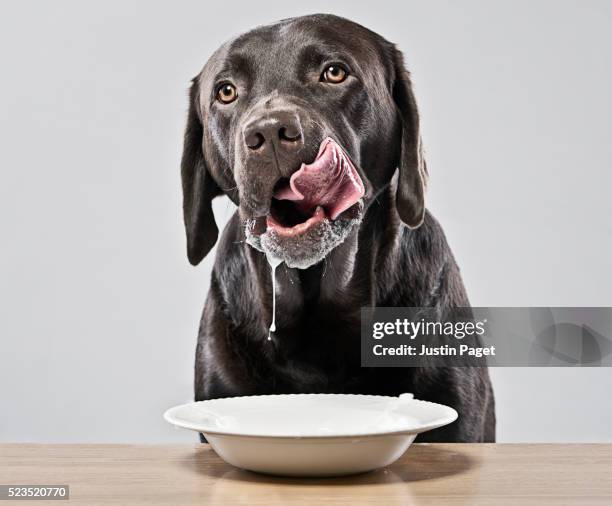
245,137,365,340
249,213,362,269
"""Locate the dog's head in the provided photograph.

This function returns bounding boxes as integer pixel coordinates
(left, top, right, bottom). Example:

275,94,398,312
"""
181,14,426,268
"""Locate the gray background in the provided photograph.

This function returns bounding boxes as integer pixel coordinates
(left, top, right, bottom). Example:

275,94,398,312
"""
1,0,610,443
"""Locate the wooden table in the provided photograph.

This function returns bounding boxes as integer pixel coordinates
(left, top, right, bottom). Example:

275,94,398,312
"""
2,444,611,505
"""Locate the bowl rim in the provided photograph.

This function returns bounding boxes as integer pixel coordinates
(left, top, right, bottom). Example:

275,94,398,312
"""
163,393,458,439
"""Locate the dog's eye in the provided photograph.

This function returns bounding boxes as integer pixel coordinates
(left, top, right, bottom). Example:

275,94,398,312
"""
321,65,347,84
217,83,238,104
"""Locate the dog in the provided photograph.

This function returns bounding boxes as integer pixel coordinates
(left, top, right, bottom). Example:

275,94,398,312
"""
180,14,495,442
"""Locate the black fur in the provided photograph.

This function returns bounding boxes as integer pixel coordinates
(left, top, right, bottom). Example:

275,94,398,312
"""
181,14,495,442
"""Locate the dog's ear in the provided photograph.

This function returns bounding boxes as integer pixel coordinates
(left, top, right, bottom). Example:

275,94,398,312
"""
392,48,427,228
181,79,222,265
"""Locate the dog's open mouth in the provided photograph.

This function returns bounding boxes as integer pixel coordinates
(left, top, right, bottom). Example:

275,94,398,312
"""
245,138,365,269
266,138,365,237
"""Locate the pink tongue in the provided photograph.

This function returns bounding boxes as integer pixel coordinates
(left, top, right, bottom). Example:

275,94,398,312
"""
273,138,365,220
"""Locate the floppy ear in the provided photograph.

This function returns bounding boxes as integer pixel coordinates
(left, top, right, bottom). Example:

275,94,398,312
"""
181,80,222,265
392,49,428,228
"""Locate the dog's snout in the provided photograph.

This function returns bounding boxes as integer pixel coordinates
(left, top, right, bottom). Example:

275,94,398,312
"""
244,111,303,152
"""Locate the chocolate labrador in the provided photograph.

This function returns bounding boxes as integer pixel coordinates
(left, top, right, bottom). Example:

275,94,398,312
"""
180,14,495,442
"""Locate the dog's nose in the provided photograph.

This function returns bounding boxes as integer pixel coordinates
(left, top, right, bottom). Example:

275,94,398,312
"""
244,111,303,152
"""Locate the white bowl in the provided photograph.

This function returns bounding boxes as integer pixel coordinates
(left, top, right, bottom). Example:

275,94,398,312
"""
164,393,457,477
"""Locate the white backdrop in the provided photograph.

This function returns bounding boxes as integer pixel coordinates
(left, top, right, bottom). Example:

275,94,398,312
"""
1,0,611,442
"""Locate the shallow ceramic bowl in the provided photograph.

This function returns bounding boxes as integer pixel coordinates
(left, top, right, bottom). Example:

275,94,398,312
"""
164,393,457,477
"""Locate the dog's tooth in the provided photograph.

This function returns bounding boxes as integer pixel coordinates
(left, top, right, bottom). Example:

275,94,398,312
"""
248,216,267,235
